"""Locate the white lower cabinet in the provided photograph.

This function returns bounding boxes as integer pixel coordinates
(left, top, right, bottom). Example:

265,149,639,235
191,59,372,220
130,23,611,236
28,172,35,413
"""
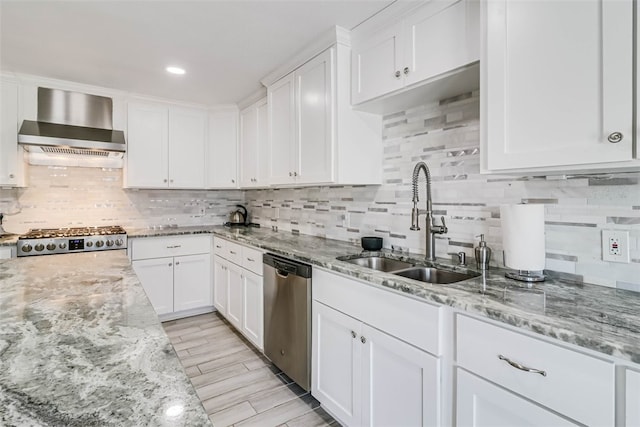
627,369,640,426
456,369,578,427
312,269,441,427
130,235,213,320
131,258,174,316
226,261,244,330
213,237,264,350
455,314,615,426
242,269,264,350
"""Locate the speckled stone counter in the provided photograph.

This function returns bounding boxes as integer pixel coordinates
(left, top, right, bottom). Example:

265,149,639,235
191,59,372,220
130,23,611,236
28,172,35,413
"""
125,225,640,364
0,234,18,247
0,251,211,426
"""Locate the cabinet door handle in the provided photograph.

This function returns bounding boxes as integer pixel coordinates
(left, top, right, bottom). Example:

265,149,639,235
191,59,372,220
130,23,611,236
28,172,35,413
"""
360,336,366,344
175,261,180,265
163,179,168,183
8,173,14,179
231,179,235,183
168,263,172,267
289,172,293,176
403,66,410,75
394,70,401,78
166,245,181,249
607,132,623,143
351,331,356,339
247,257,255,262
498,355,547,377
215,245,222,248
230,250,237,255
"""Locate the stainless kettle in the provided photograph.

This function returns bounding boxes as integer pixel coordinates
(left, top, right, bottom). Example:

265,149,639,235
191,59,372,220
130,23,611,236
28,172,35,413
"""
229,205,248,225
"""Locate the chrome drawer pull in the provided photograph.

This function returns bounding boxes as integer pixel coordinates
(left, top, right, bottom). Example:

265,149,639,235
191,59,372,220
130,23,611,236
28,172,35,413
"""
230,250,237,255
166,245,181,249
498,355,547,377
247,258,255,262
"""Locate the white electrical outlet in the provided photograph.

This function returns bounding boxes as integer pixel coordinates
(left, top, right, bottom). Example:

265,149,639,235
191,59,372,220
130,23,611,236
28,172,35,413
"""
602,230,630,263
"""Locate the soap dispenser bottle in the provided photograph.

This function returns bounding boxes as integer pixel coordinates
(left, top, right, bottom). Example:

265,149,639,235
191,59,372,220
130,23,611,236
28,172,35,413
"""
475,234,492,270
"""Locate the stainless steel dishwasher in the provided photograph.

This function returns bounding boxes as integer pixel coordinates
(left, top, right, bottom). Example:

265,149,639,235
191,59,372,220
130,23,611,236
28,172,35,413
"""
263,253,312,391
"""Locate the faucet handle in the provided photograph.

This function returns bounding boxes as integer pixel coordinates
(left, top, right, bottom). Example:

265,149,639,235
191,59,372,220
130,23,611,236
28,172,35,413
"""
440,216,448,233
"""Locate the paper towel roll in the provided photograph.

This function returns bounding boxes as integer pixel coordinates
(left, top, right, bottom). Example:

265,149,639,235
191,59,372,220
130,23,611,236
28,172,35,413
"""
500,204,545,271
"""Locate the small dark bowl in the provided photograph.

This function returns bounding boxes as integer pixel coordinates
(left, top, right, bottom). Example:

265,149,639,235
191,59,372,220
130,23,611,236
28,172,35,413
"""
361,236,383,251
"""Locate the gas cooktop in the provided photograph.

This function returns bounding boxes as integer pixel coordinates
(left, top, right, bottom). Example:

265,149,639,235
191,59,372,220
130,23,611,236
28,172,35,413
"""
18,226,127,257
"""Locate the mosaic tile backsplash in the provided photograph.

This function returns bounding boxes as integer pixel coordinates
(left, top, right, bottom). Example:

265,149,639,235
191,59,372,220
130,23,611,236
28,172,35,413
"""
0,166,243,232
0,91,638,291
246,92,640,291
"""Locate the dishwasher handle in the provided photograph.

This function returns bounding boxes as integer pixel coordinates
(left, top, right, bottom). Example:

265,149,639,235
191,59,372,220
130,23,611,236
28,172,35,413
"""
263,253,312,278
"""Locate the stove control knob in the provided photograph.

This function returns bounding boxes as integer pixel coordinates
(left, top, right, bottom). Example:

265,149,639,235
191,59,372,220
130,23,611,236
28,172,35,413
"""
59,243,67,249
35,243,45,252
106,240,114,247
22,244,33,253
115,239,124,246
46,243,56,251
86,241,93,247
95,240,104,248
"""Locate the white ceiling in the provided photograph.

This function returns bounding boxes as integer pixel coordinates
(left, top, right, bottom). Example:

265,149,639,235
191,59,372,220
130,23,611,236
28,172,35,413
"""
0,0,394,106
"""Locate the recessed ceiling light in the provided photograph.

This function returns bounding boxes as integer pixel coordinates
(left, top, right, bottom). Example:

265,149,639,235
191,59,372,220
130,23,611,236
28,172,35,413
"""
166,66,185,75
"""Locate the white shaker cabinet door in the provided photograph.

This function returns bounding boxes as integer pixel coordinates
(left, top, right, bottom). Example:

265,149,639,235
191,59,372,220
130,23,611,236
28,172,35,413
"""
0,78,19,186
132,258,174,316
208,109,238,189
351,23,403,105
173,253,212,312
168,107,207,188
127,102,169,188
312,301,362,427
268,72,296,185
405,0,479,87
213,256,229,316
456,369,579,427
483,0,633,171
241,269,263,350
361,324,440,427
226,261,244,330
239,102,260,188
627,369,640,427
296,48,334,185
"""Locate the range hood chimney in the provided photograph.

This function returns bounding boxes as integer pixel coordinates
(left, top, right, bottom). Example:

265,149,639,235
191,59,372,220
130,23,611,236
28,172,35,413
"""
18,87,126,168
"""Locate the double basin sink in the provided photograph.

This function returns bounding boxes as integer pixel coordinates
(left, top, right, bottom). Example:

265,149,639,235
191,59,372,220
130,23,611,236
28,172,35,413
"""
336,255,479,285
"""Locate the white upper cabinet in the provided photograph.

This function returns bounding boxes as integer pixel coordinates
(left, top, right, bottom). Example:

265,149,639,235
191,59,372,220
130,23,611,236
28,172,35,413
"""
126,102,169,188
0,78,22,187
126,100,207,188
267,43,382,187
208,108,238,189
268,73,296,185
352,0,479,106
481,0,635,173
168,107,207,188
239,98,268,188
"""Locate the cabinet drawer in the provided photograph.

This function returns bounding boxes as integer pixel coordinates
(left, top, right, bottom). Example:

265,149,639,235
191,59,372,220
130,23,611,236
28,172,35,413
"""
313,268,441,355
213,237,226,256
456,315,615,426
224,240,243,265
131,235,211,260
241,245,263,276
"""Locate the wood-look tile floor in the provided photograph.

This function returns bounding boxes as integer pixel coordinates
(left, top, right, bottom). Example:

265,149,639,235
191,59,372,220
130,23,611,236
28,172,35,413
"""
162,312,339,427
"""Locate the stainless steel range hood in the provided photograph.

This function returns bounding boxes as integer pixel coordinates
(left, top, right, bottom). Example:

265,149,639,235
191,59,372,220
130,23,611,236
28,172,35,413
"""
18,87,126,168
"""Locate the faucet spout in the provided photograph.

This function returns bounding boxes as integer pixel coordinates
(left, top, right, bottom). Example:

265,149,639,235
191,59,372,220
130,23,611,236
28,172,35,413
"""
409,161,446,261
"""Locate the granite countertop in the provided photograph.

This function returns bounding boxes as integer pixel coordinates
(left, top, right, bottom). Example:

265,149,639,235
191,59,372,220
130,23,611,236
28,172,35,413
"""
130,225,640,364
0,234,18,247
0,251,211,426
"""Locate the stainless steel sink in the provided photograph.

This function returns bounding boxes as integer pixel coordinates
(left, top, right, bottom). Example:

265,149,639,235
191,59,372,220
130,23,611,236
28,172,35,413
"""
336,255,414,272
392,267,478,284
